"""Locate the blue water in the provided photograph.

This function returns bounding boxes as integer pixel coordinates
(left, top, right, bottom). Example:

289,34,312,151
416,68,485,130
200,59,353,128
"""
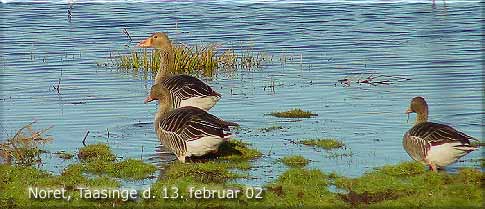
0,1,482,186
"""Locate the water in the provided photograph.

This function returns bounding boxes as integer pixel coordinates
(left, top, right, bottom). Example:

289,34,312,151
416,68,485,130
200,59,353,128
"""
1,1,482,187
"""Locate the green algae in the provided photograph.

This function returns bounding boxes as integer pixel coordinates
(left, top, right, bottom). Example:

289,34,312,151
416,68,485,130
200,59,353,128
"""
300,138,345,150
269,108,317,118
279,155,309,168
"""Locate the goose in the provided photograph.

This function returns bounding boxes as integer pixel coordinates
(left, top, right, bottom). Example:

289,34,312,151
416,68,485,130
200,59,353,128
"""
403,96,479,171
137,32,220,111
144,83,238,163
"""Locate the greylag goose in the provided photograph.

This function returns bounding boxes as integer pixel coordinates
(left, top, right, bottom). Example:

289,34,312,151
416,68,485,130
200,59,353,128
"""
138,32,220,111
403,96,479,171
144,83,238,163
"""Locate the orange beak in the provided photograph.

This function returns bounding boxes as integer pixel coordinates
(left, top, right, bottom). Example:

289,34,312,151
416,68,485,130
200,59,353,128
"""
137,37,152,48
144,95,154,104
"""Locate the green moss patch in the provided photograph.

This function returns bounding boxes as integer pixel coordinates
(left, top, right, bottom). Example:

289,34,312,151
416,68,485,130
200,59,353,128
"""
164,161,245,184
0,164,121,208
279,155,309,168
263,168,346,208
300,138,345,150
334,162,483,208
161,140,261,184
78,143,116,162
217,139,262,161
2,138,482,209
83,159,157,181
269,108,317,118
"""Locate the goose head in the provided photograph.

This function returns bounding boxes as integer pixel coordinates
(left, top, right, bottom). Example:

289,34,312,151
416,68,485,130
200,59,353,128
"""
137,32,173,50
144,83,170,104
406,96,429,124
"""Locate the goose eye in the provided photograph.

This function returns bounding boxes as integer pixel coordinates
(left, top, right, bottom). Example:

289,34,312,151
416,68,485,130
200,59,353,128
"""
154,36,158,38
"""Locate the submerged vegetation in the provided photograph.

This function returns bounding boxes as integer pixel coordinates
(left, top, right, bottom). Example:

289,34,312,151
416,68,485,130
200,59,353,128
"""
300,138,345,150
258,125,285,133
269,108,317,118
279,155,309,168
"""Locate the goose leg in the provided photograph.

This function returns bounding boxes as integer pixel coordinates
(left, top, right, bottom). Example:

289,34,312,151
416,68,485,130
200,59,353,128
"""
424,159,437,172
177,155,186,163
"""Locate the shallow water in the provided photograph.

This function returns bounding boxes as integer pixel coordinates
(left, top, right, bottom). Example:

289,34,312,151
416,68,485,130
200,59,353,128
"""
1,1,482,187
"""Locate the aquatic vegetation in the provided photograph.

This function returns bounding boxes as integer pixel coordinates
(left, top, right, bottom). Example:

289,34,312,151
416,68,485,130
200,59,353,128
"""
1,150,483,209
77,143,116,162
217,139,262,161
113,43,270,79
269,108,317,118
162,140,261,184
76,144,156,180
53,151,74,160
258,125,284,132
279,155,309,168
300,138,345,150
325,150,354,159
0,121,52,166
164,161,245,183
337,73,411,87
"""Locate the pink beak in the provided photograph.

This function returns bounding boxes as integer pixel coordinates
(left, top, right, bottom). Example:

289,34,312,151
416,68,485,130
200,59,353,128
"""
144,95,154,104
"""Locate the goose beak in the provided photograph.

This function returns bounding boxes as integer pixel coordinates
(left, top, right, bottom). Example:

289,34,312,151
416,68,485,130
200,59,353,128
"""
144,95,154,104
405,108,413,114
137,38,151,48
405,108,412,124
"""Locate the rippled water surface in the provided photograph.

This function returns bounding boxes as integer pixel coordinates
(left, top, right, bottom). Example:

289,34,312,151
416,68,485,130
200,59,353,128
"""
1,1,482,186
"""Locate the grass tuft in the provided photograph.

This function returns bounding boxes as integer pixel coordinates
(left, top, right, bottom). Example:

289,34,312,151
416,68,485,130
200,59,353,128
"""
269,108,317,118
113,43,269,79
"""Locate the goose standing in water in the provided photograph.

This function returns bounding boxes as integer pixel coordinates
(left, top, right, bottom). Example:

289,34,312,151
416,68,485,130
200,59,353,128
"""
138,32,220,111
144,83,238,163
403,96,479,171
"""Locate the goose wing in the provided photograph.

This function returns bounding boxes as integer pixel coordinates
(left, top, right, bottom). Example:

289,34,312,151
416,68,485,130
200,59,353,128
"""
407,122,477,146
159,107,237,141
162,75,220,100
